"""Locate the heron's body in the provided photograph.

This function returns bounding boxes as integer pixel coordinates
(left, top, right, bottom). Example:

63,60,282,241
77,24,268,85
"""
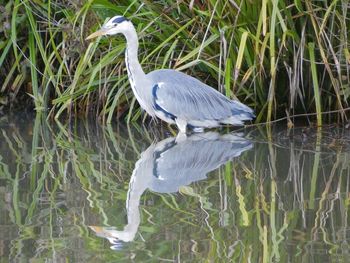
87,16,255,132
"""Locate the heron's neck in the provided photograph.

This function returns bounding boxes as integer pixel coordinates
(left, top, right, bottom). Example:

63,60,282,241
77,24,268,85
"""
124,26,145,84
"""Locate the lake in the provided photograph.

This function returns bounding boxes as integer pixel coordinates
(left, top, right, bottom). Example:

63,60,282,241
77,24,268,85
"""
0,114,349,262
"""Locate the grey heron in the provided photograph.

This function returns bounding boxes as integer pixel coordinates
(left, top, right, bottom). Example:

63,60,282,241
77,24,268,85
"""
86,16,255,133
90,132,252,245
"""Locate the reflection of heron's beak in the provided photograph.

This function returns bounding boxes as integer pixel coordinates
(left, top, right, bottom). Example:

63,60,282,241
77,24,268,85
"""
89,226,118,239
89,226,103,233
86,29,108,40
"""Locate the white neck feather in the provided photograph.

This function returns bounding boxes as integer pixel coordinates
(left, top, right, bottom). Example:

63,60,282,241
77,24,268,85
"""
124,26,146,84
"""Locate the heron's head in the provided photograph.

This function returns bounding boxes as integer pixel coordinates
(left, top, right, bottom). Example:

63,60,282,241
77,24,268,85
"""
86,15,131,40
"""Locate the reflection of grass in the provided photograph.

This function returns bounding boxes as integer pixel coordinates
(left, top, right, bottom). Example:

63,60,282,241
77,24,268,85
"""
0,116,349,261
309,129,321,209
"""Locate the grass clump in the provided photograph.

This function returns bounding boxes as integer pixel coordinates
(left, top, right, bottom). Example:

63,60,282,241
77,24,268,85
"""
0,0,349,124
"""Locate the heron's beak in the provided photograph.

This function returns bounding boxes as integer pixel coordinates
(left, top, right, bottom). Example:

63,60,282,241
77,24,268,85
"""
86,29,108,40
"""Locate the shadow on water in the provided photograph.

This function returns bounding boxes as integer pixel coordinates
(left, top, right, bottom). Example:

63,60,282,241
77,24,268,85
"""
0,113,349,262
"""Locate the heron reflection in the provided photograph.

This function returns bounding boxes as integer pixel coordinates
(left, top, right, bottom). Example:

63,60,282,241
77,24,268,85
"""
90,132,252,248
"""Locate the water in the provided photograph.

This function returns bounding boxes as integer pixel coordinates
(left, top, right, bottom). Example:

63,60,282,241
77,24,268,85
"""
0,114,349,262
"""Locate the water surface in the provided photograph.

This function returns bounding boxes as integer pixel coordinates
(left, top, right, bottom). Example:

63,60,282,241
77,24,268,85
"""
0,114,349,262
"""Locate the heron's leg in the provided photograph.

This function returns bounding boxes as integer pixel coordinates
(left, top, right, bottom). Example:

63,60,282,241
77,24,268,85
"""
175,118,187,133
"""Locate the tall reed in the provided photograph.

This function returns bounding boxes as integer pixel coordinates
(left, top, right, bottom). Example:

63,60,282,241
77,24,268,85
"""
0,0,349,124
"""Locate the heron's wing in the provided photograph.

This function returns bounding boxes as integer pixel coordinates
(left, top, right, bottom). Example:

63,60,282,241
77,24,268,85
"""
148,69,253,121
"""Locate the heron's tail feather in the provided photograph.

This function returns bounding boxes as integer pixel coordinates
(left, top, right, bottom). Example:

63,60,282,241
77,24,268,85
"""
231,100,255,120
219,100,255,125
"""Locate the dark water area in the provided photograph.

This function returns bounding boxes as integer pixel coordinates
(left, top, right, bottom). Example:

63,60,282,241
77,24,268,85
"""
0,114,349,262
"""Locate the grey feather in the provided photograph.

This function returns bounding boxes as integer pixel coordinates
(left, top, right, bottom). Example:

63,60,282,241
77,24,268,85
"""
149,69,255,127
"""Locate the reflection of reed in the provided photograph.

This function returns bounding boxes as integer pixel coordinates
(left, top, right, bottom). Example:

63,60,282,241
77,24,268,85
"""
0,115,349,262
